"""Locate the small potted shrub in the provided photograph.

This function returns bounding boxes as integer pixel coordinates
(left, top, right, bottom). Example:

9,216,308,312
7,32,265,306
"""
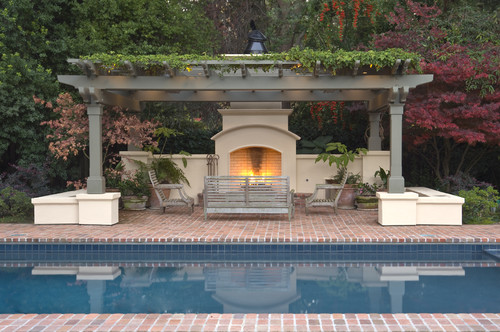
316,142,367,209
118,168,151,210
104,162,124,191
150,155,190,186
374,167,390,190
355,182,379,210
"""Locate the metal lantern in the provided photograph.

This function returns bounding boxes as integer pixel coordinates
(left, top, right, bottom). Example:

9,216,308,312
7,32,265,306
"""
244,20,268,54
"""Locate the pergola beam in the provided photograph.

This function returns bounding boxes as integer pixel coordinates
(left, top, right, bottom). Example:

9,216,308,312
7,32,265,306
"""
101,90,142,110
58,74,433,92
125,90,379,103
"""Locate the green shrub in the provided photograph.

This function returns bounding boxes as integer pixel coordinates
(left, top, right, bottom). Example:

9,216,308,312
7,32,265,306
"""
0,187,33,222
458,186,499,224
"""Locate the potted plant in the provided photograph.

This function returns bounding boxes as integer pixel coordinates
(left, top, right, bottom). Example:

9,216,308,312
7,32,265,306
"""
104,162,124,191
355,182,379,210
316,142,367,209
118,168,151,210
150,155,190,186
374,167,390,190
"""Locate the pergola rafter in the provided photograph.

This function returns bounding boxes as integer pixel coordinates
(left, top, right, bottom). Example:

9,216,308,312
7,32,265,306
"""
58,58,433,195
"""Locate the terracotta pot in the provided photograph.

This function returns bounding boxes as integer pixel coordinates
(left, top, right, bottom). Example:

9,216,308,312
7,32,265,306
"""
147,185,171,209
337,184,357,210
324,180,357,210
355,195,378,210
122,196,148,210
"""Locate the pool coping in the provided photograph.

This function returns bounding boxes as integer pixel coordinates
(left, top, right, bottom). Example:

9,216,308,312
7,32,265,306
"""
1,313,499,331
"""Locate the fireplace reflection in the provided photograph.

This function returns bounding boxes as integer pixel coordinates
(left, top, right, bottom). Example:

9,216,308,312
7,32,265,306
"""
230,147,281,176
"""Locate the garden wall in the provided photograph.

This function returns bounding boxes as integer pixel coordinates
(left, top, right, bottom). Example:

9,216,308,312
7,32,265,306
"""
119,151,390,205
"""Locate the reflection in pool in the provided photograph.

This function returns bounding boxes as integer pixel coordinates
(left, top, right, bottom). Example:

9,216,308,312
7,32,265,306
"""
0,263,499,314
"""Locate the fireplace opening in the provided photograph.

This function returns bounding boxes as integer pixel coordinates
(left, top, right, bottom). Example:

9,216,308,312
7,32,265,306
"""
230,147,282,176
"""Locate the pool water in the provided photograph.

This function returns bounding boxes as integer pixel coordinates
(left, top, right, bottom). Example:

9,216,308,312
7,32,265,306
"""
1,264,499,314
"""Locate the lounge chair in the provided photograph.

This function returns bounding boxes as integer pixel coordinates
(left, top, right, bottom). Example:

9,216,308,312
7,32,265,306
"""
148,170,194,214
305,170,348,215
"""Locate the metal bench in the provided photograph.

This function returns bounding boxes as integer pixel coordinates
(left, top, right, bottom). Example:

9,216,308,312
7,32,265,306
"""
203,176,295,220
148,170,194,214
305,170,348,215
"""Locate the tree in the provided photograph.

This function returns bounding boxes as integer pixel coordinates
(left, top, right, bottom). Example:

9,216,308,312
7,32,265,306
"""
70,0,219,56
35,93,158,167
0,0,72,168
372,0,500,182
1,0,221,188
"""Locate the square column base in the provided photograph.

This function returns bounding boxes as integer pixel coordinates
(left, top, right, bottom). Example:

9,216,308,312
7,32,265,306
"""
76,193,120,225
32,190,86,224
377,192,418,226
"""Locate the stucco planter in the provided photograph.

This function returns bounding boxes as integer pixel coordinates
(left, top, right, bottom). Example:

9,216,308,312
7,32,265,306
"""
355,195,378,210
122,196,148,210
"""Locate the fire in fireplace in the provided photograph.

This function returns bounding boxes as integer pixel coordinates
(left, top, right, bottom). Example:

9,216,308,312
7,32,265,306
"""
230,147,282,176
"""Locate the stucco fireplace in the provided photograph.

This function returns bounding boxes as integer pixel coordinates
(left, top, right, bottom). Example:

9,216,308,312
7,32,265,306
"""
212,102,300,189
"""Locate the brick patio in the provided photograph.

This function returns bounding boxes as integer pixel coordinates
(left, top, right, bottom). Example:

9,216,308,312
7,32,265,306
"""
0,206,499,331
1,206,499,244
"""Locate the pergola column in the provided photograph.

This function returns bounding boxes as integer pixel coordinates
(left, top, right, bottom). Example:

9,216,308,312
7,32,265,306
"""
388,88,407,194
367,111,382,151
86,103,105,194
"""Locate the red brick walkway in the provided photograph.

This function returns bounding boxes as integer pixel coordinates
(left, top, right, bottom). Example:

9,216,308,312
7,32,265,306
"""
1,313,499,331
1,207,499,243
0,207,499,331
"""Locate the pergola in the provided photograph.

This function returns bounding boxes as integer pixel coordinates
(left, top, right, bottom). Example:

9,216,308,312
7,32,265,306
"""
58,58,433,195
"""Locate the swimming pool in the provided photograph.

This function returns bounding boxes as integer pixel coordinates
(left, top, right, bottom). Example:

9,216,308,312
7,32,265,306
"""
1,243,499,314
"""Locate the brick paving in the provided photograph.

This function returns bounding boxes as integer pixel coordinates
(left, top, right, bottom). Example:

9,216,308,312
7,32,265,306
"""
0,206,499,243
1,313,499,331
0,206,499,331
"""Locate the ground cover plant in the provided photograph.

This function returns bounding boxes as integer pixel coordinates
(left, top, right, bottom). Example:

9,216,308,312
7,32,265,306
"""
459,186,500,224
0,187,33,223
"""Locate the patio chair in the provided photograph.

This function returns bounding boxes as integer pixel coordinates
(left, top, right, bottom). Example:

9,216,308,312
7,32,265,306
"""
148,170,194,214
305,169,348,215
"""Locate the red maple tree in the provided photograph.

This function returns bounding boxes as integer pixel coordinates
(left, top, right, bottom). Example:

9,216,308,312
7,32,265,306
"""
373,1,500,180
34,93,159,187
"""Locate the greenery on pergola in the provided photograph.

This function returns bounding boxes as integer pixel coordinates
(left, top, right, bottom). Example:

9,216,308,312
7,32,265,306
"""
79,48,422,75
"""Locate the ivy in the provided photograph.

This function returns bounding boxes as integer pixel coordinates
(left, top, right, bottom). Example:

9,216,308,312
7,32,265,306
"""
80,47,422,75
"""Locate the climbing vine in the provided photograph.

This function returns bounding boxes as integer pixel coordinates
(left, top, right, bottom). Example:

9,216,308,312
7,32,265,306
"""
80,47,422,75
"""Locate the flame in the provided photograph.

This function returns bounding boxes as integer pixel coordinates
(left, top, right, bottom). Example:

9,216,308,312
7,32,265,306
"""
239,169,276,177
237,169,278,185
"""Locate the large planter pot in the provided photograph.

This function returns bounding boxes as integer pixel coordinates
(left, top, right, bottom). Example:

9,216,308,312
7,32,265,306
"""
147,185,171,210
122,195,148,210
324,180,357,210
337,184,357,210
355,195,379,210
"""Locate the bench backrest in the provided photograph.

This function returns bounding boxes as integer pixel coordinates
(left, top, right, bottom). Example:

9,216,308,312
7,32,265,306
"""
204,176,291,207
